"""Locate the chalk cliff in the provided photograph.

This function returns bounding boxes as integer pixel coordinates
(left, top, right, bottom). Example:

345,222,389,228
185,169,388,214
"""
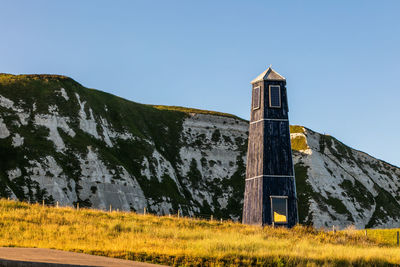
0,74,399,229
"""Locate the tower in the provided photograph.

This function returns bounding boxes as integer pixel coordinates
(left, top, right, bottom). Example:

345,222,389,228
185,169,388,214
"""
242,67,298,227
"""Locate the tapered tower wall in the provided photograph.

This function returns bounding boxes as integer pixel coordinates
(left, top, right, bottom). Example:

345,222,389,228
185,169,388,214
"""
243,68,298,227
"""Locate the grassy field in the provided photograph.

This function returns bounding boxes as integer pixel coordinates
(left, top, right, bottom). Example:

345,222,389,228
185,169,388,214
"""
0,199,400,266
364,228,400,247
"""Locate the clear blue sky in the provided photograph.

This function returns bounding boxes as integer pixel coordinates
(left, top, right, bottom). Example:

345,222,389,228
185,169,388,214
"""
1,1,400,167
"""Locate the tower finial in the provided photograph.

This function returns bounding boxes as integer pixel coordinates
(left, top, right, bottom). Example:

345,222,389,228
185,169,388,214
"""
269,64,272,68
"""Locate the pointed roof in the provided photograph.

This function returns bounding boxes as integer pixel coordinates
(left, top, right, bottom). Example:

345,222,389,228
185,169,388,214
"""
250,67,286,84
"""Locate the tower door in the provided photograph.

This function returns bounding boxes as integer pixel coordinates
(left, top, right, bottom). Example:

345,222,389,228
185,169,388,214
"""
270,196,288,225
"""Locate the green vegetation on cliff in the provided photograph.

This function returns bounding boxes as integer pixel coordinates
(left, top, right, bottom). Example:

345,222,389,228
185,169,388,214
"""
0,73,248,219
0,74,188,209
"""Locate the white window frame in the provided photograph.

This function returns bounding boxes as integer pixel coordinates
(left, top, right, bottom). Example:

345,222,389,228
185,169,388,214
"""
269,85,281,108
270,195,288,224
253,86,260,110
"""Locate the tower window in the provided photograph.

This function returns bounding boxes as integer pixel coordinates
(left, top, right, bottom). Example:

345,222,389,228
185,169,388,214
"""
270,196,288,224
253,86,260,110
269,85,281,108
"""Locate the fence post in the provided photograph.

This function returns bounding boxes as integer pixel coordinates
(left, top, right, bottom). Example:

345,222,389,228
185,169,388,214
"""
42,199,45,207
210,215,213,221
56,201,59,208
143,207,146,215
110,205,112,212
177,210,180,218
332,225,336,234
397,231,399,246
77,203,79,210
365,229,367,237
220,218,223,223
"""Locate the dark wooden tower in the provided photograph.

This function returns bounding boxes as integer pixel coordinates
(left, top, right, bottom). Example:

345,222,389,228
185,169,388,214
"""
242,67,298,227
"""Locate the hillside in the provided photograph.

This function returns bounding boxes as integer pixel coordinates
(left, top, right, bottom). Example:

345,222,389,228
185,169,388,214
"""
1,199,400,266
0,74,400,228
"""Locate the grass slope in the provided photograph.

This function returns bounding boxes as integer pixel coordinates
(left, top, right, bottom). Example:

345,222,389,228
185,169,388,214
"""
152,105,246,121
1,200,400,267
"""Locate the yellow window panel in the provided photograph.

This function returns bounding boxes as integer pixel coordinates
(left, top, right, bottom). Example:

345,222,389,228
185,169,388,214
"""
274,212,287,223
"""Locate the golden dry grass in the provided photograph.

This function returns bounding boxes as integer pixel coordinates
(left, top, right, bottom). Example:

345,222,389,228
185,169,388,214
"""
0,199,399,266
